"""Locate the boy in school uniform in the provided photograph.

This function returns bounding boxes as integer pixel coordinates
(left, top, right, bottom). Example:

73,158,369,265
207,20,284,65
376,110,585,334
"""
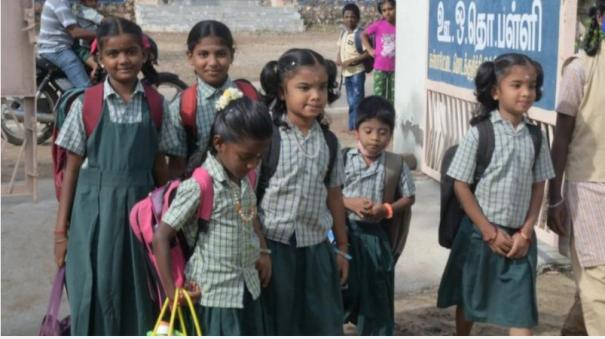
342,96,416,335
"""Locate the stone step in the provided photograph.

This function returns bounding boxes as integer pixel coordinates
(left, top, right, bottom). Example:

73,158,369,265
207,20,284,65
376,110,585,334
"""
135,2,304,33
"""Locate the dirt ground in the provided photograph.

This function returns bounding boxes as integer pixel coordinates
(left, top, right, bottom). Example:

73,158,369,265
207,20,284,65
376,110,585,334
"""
1,30,577,335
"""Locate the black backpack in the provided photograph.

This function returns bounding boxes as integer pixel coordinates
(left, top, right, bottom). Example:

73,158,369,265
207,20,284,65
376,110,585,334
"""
438,119,542,248
256,123,338,204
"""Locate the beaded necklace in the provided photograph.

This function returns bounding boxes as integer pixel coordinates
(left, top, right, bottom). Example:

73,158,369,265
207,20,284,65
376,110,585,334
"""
228,180,257,223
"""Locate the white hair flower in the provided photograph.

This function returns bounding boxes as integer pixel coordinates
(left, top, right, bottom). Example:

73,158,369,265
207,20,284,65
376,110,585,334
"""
215,87,244,111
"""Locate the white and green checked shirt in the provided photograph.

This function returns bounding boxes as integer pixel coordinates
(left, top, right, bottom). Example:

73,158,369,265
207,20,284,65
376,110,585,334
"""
160,77,235,157
55,79,171,161
258,119,345,247
342,148,415,221
447,110,555,228
162,153,261,308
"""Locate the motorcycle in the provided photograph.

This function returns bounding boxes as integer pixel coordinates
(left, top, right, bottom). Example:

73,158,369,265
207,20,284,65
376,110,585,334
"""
1,35,187,146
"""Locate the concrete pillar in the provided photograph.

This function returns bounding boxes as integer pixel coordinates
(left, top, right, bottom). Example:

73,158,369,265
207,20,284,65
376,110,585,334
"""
393,0,429,167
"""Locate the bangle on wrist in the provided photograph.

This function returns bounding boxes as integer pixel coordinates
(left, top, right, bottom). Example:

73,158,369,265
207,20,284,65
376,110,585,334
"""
55,237,67,243
333,247,352,261
548,198,564,208
518,230,531,243
260,248,271,255
383,203,393,219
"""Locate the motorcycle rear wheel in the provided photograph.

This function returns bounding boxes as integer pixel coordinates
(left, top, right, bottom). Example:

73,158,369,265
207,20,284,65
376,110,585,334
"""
1,84,56,145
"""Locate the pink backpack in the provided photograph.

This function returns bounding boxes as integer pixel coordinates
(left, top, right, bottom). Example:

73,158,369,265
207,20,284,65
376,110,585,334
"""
129,167,256,303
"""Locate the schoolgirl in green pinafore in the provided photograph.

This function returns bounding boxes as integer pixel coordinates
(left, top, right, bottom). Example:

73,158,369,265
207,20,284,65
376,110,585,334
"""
53,18,171,335
437,54,555,335
342,96,415,336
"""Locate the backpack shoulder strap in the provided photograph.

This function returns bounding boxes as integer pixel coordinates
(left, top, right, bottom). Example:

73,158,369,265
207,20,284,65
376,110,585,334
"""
474,119,495,183
82,83,105,136
234,79,261,101
383,151,404,203
526,123,543,167
180,84,198,139
256,123,281,203
354,27,364,54
143,84,163,130
191,167,214,221
341,147,351,169
322,126,338,187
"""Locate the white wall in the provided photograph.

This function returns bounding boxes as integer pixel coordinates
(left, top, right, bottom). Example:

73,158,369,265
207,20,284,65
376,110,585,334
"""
393,0,429,166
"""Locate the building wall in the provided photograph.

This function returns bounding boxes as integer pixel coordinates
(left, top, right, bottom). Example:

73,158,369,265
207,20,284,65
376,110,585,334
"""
393,0,428,164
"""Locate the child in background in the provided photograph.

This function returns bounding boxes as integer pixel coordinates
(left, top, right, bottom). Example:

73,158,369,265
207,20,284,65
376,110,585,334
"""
153,90,273,336
258,48,349,335
362,0,396,104
336,3,369,132
437,53,555,335
72,0,103,75
161,20,239,178
53,17,171,335
342,95,415,335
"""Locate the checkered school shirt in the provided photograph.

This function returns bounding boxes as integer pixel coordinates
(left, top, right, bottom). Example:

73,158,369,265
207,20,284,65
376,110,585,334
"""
258,119,345,247
162,153,261,308
160,77,235,157
342,148,416,221
55,79,171,159
447,110,555,228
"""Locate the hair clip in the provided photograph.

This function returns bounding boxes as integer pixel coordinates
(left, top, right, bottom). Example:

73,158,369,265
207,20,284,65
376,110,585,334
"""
290,60,296,67
215,87,244,111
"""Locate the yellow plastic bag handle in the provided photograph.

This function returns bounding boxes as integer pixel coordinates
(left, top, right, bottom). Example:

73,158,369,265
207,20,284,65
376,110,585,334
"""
150,288,203,336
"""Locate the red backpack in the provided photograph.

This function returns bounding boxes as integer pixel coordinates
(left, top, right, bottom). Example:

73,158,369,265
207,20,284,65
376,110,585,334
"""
51,83,163,200
128,166,257,304
179,79,261,157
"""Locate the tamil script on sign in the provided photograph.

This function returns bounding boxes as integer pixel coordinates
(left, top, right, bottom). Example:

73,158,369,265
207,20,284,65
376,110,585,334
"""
427,0,560,110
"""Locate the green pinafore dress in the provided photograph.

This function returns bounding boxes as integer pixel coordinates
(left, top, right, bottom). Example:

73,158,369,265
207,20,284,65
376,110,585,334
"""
65,99,157,335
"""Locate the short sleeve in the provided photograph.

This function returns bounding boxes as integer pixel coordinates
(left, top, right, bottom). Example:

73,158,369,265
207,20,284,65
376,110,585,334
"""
555,58,585,117
532,130,555,183
162,178,201,233
54,0,77,28
446,127,479,184
55,96,86,156
398,162,416,198
365,20,379,36
159,95,187,157
328,139,344,188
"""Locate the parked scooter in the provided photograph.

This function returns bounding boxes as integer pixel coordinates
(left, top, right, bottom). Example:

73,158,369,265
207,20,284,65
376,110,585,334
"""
1,35,186,146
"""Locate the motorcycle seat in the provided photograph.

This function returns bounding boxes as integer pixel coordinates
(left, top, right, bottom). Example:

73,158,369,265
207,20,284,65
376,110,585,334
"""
36,56,61,73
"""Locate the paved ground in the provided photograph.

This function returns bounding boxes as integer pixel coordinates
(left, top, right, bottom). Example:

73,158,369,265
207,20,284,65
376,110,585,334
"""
0,158,572,335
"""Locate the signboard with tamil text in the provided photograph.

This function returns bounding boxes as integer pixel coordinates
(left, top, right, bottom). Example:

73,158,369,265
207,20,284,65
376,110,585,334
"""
427,0,561,110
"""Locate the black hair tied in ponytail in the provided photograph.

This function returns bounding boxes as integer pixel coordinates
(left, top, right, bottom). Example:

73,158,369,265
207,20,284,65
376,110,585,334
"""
582,0,605,56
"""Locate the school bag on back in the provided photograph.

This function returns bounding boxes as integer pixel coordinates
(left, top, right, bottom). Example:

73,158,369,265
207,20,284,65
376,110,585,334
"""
354,28,374,73
179,79,261,157
129,166,257,303
438,119,542,248
341,148,411,263
51,83,163,200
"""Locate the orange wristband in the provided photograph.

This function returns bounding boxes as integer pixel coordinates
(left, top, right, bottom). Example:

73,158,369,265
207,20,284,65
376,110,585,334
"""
383,203,393,219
